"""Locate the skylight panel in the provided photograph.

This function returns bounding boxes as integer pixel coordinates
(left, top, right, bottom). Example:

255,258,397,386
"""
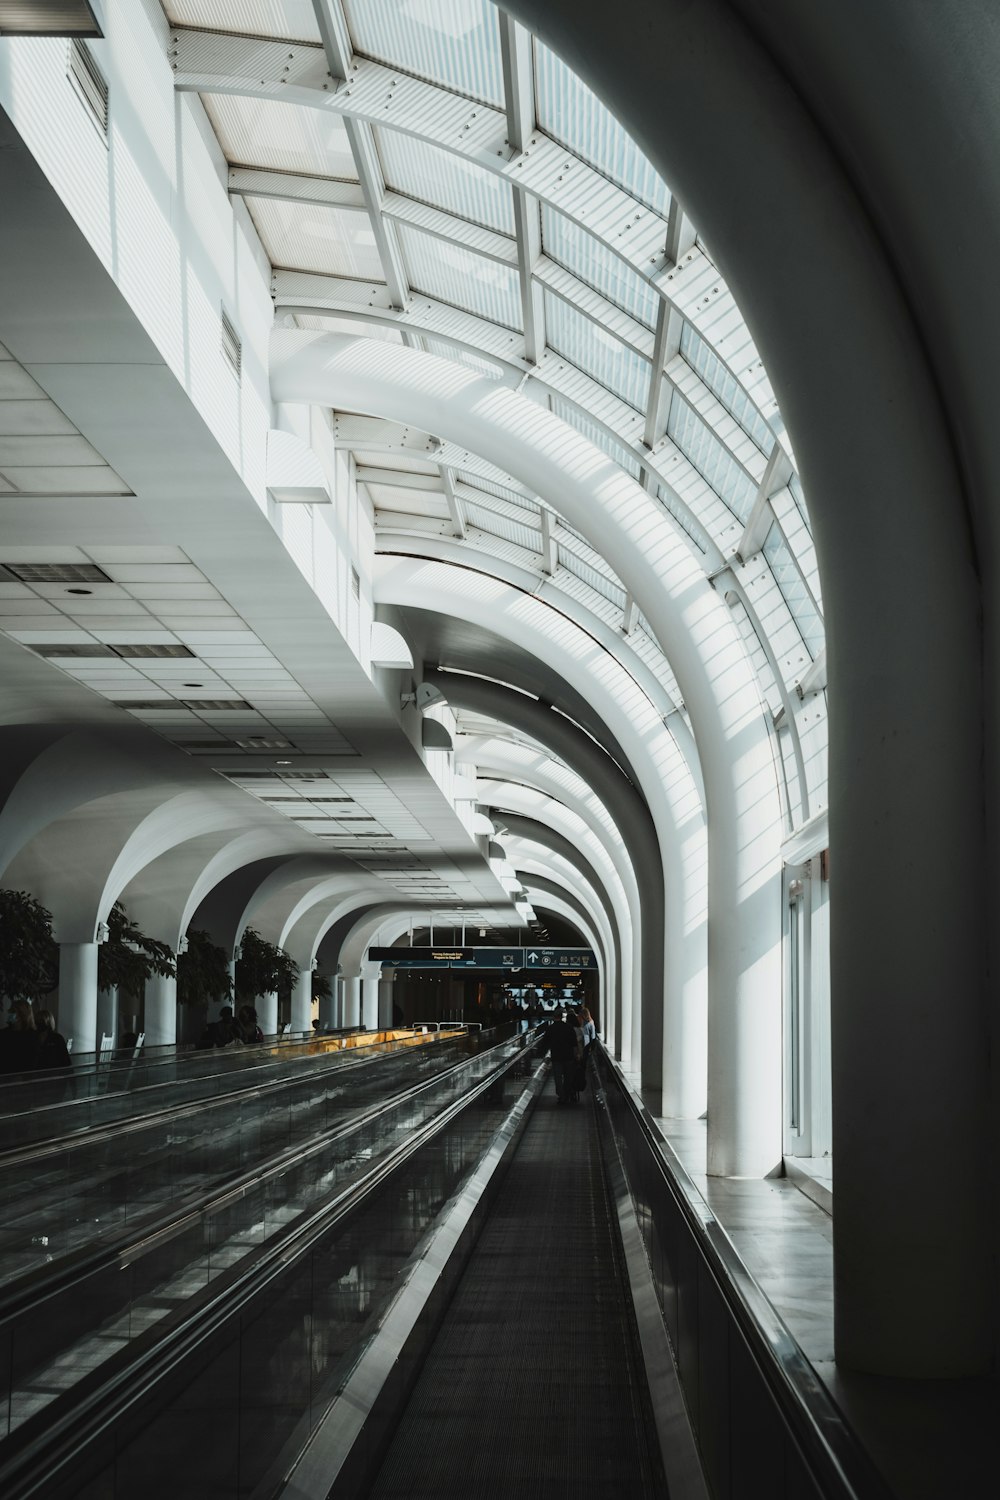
763,523,825,659
342,0,504,106
549,397,642,480
398,223,521,329
420,338,505,379
534,41,670,215
246,197,383,280
679,323,776,456
163,2,322,43
541,206,659,329
667,394,758,522
376,129,514,234
544,293,650,413
201,95,357,181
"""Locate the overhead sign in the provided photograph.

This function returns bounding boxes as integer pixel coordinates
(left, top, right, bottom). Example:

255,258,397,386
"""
369,946,596,970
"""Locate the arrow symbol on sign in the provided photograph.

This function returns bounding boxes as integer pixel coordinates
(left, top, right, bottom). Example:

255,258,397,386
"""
528,951,539,963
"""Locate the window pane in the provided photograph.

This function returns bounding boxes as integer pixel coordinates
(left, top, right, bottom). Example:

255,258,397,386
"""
667,394,758,521
398,223,521,328
549,396,642,479
679,322,775,456
245,198,383,279
343,0,504,106
376,129,514,234
202,94,357,180
541,206,659,328
545,293,650,412
763,522,825,658
535,40,670,215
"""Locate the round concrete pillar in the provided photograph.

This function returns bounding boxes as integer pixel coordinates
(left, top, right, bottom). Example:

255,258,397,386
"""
144,972,177,1048
256,991,278,1037
378,975,395,1029
290,969,312,1033
58,941,99,1056
342,974,361,1029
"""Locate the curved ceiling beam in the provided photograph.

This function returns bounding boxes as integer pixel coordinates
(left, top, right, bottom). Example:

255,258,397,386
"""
492,810,621,1034
426,667,658,1073
272,331,779,1170
375,555,701,1093
504,0,987,1379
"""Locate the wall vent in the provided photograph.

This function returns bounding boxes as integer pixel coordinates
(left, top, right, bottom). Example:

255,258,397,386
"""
115,644,196,659
68,38,108,136
221,309,242,379
182,698,253,711
234,736,292,749
5,562,112,583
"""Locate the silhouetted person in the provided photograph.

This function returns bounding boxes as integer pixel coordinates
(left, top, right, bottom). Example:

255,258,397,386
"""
0,1000,41,1074
35,1008,71,1070
540,1012,581,1105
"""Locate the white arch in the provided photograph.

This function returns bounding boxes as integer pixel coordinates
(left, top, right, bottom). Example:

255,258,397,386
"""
272,332,781,1174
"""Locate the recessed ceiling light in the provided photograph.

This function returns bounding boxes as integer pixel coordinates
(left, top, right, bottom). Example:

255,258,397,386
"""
276,759,292,765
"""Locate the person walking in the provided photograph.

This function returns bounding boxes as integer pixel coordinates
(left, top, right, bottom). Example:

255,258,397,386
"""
540,1010,582,1105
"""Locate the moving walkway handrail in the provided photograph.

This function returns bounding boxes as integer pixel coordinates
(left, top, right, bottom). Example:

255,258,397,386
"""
0,1031,539,1500
0,1026,463,1171
597,1047,893,1500
0,1026,478,1152
0,1034,526,1329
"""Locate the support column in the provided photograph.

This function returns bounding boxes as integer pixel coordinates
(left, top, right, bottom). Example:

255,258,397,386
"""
319,981,337,1031
256,991,278,1036
144,972,177,1048
97,986,118,1048
290,968,312,1033
378,973,395,1029
58,941,99,1056
342,974,361,1029
361,965,380,1030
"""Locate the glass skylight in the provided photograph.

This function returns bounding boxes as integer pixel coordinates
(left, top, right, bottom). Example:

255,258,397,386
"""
535,40,671,216
549,397,642,480
246,197,383,280
201,94,358,181
666,394,758,522
680,323,775,457
164,0,322,43
343,0,504,106
541,205,660,329
763,522,825,658
398,223,521,329
545,292,651,413
376,129,515,234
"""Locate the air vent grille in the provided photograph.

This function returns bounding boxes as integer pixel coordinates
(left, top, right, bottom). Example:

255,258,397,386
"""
114,699,179,710
221,309,242,378
182,698,253,711
34,644,116,659
234,736,292,749
68,38,108,135
5,562,112,583
117,644,196,659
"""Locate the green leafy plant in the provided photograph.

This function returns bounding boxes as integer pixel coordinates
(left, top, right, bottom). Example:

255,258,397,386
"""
176,929,232,1008
235,927,299,1004
312,970,332,1004
97,902,175,995
0,889,58,1002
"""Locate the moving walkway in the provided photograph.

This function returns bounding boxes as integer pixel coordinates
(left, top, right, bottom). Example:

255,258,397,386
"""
0,1037,894,1499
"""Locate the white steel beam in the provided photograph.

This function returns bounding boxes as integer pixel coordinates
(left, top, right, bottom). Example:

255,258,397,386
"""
643,298,684,447
228,166,366,211
499,13,545,364
622,593,639,635
734,442,794,562
539,507,557,575
440,469,468,540
309,1,410,311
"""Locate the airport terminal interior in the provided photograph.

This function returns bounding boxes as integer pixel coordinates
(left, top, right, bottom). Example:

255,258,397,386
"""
0,1,996,1496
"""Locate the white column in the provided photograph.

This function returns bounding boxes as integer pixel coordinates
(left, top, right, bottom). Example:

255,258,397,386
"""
144,972,177,1047
58,941,99,1056
378,974,395,1029
319,982,337,1031
256,991,278,1036
342,974,361,1028
361,964,380,1031
290,969,312,1033
97,986,118,1048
